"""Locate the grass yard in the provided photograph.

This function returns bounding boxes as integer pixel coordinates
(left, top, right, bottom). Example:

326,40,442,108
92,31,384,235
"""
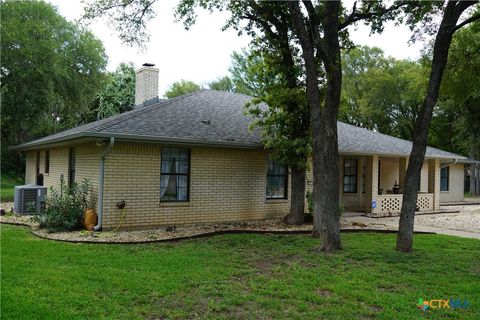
1,173,23,203
1,225,479,319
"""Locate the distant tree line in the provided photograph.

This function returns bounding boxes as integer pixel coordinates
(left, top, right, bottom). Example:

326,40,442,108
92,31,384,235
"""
1,0,136,173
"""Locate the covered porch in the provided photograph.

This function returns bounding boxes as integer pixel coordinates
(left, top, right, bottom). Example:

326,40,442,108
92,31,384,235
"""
339,155,440,217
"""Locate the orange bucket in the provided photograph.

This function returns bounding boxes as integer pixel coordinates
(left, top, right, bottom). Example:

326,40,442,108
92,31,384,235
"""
83,208,98,231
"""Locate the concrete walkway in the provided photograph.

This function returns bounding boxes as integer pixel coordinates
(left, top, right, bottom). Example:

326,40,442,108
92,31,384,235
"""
344,205,480,240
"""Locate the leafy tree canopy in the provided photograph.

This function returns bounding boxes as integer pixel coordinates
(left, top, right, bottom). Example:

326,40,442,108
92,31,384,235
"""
84,62,136,122
207,76,234,93
1,0,107,171
340,46,428,141
164,79,201,99
434,21,480,158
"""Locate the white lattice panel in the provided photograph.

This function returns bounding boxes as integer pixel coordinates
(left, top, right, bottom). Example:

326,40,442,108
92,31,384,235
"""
380,197,401,212
416,195,433,210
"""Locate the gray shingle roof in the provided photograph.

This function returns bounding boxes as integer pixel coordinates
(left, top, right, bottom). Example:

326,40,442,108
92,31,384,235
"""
14,90,465,159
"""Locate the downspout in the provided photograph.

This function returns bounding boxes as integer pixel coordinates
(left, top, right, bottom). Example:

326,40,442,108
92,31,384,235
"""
440,158,458,169
94,137,115,231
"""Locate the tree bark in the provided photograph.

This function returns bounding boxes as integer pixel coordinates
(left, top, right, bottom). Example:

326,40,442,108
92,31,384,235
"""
396,1,476,252
474,163,480,196
288,1,342,251
284,167,306,225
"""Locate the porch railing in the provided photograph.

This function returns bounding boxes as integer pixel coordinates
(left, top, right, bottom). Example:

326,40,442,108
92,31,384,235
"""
375,193,434,214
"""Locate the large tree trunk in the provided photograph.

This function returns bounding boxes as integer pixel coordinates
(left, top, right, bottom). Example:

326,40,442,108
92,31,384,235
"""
288,1,342,251
284,167,306,225
476,163,480,196
313,1,342,251
396,1,472,252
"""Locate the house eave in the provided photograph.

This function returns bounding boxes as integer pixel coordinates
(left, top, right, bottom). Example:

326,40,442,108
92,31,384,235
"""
339,150,466,160
11,132,264,151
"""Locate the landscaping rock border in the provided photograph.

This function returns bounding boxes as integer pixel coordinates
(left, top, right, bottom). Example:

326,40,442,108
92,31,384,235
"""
0,215,435,244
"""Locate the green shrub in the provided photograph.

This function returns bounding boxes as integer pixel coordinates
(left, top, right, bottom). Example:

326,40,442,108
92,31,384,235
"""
305,191,313,223
304,191,344,222
35,179,91,232
338,203,345,217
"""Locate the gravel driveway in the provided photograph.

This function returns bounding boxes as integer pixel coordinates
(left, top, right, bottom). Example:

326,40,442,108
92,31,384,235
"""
343,203,480,239
415,204,480,233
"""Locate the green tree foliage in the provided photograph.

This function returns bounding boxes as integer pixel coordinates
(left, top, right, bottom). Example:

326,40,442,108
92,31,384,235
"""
239,49,309,170
164,80,201,99
84,62,136,122
1,0,107,171
208,49,282,97
208,76,234,93
433,22,480,158
340,46,427,140
228,50,279,97
340,41,480,159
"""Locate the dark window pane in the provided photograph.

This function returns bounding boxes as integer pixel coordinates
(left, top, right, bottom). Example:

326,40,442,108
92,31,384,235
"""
178,160,189,174
440,167,449,191
266,158,287,199
343,159,358,193
45,150,50,174
160,148,190,201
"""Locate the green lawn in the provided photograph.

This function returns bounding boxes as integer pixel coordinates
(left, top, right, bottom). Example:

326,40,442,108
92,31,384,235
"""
1,225,479,319
1,173,23,203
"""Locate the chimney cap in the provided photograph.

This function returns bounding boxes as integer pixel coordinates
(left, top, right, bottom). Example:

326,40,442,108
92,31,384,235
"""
142,63,155,67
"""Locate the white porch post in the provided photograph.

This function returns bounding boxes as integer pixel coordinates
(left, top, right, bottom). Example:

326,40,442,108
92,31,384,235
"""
428,159,441,210
365,155,379,214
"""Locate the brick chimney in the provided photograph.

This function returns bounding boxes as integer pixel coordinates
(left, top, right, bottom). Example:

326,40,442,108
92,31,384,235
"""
135,63,159,106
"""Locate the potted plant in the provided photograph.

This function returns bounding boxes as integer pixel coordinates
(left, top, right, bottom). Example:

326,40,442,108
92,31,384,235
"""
393,180,402,194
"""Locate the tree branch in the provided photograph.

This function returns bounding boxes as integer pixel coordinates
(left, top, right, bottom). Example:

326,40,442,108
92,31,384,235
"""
453,12,480,32
339,1,406,30
238,13,278,40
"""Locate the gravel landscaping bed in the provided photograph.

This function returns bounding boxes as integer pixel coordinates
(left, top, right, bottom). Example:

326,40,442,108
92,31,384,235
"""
415,204,480,233
0,213,397,243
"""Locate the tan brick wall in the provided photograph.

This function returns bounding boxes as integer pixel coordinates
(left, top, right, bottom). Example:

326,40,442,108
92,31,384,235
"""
439,163,465,203
43,148,68,191
135,66,159,105
25,151,36,184
74,144,101,209
420,162,429,192
102,143,290,229
25,143,101,210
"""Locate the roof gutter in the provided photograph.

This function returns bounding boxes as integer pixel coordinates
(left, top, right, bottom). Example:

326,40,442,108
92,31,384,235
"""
12,132,263,151
440,159,458,169
94,137,115,231
338,150,466,161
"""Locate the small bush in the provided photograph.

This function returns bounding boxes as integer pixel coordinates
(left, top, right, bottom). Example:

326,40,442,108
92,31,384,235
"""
35,179,91,232
304,191,344,222
305,191,313,223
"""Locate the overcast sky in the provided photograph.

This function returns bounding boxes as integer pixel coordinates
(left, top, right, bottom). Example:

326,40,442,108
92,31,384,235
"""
48,0,425,97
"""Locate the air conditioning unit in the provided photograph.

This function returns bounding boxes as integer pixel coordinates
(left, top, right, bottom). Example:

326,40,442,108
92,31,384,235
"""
14,185,47,214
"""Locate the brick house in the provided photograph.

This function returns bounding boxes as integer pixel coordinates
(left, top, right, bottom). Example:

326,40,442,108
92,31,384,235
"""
13,65,468,230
